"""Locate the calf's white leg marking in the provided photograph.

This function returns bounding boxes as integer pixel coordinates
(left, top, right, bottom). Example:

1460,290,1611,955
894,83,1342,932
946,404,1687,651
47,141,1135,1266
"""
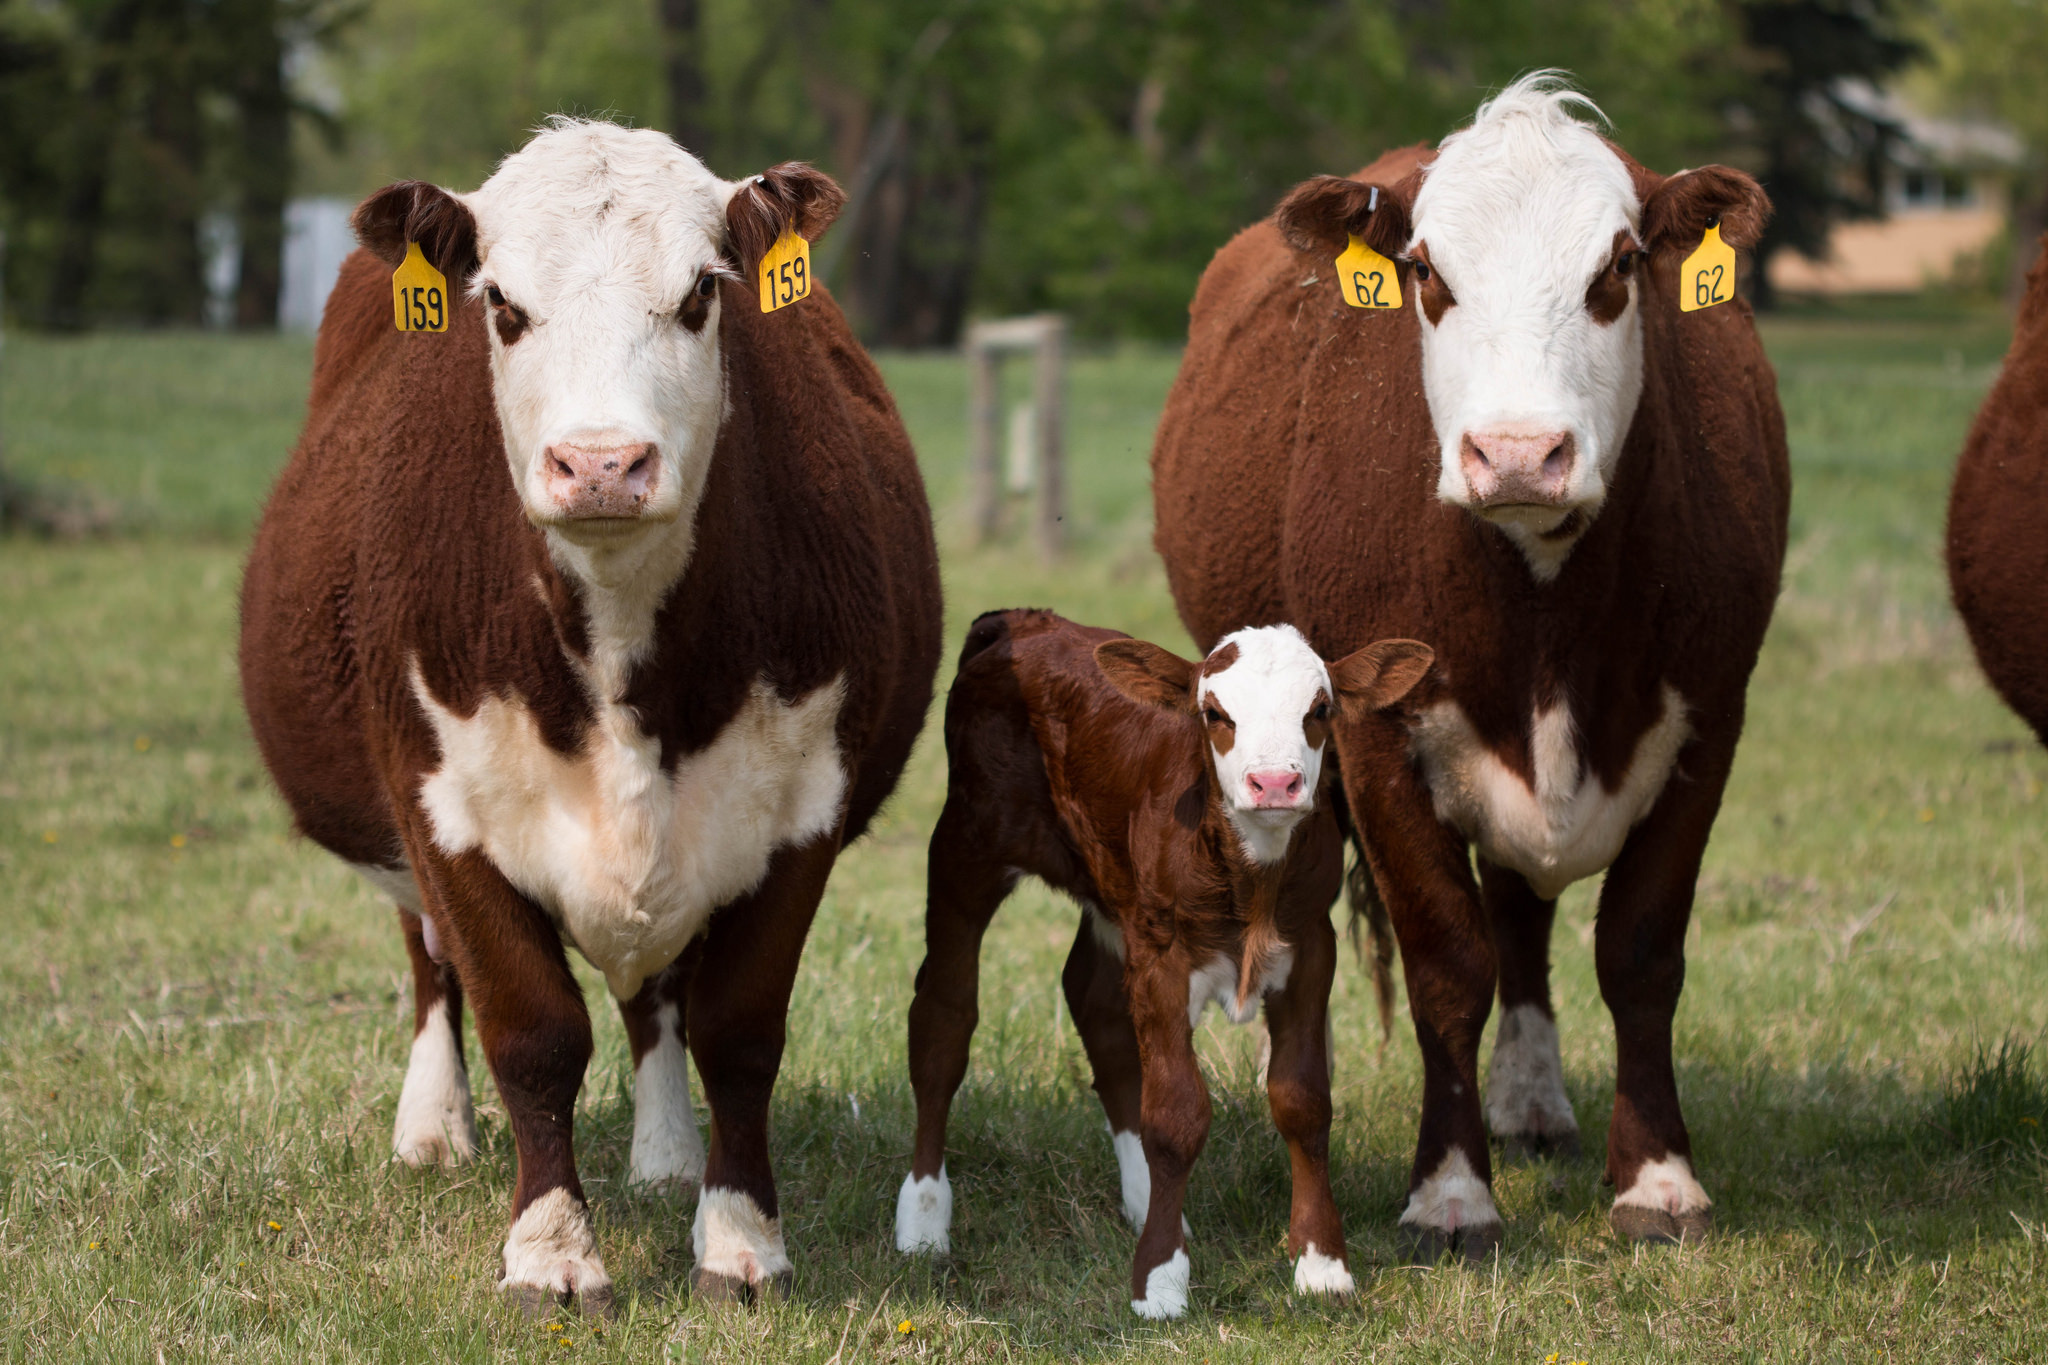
1293,1242,1355,1296
1111,1129,1191,1236
894,1167,952,1253
1484,1003,1579,1143
692,1186,793,1284
392,998,478,1166
500,1186,611,1302
1130,1247,1191,1320
1614,1153,1711,1215
1399,1148,1501,1234
629,1003,704,1189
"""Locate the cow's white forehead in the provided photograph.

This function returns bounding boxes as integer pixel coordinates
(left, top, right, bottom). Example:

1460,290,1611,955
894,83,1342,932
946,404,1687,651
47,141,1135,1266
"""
1197,625,1329,717
1411,76,1638,281
465,120,732,305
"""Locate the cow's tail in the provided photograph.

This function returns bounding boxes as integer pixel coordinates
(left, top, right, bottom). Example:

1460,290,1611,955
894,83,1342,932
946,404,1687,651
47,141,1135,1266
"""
1345,849,1397,1050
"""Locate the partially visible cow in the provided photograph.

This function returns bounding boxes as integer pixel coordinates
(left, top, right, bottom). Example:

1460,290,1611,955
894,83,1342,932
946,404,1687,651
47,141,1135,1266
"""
1152,75,1787,1256
895,609,1431,1316
1949,236,2048,745
239,120,942,1310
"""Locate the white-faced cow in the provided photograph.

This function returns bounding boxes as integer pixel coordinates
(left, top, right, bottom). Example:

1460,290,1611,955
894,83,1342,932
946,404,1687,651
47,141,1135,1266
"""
1950,236,2048,746
895,610,1431,1315
1151,75,1788,1257
240,120,942,1311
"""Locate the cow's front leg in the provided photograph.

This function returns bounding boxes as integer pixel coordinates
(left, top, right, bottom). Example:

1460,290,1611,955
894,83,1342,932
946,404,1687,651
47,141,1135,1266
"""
1343,736,1501,1263
415,847,608,1314
1480,859,1580,1160
1595,731,1737,1245
619,956,705,1193
1125,961,1209,1319
1262,910,1352,1296
392,903,479,1166
684,836,839,1304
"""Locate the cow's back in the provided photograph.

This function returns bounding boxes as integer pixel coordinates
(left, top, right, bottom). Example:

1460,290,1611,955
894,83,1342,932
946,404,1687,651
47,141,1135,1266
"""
1949,236,2048,744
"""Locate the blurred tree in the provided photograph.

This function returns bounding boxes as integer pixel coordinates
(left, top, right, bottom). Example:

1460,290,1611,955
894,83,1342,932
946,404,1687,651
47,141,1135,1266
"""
1920,0,2048,293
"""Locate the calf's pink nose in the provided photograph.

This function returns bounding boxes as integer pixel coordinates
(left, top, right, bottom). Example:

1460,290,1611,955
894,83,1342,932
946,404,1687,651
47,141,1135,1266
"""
1460,429,1575,506
1246,769,1304,808
544,442,660,519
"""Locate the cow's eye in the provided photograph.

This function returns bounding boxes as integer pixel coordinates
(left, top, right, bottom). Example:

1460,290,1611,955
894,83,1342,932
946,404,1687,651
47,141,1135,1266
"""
1412,260,1431,282
485,284,507,308
696,272,717,299
1202,706,1228,727
1312,702,1331,722
1615,250,1637,277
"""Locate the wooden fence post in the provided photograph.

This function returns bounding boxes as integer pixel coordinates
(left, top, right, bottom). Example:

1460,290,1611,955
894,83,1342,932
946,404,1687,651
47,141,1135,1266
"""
964,313,1066,559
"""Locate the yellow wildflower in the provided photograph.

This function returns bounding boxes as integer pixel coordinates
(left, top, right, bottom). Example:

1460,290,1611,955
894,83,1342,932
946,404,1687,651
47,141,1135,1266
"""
135,736,151,752
42,830,57,844
267,1220,281,1231
171,833,188,849
897,1319,915,1335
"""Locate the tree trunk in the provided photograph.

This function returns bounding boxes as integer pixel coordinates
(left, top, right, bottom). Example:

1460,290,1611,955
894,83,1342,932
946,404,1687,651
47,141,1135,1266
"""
660,0,710,161
232,0,289,329
42,0,144,331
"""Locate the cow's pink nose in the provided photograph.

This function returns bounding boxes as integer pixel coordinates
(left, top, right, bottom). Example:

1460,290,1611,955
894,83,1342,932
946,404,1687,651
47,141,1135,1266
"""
544,442,660,518
1460,429,1575,507
1246,769,1305,808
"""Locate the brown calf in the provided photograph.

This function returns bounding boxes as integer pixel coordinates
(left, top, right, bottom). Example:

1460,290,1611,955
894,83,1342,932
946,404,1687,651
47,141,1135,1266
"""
1950,235,2048,745
240,123,941,1310
895,609,1430,1316
1152,77,1787,1257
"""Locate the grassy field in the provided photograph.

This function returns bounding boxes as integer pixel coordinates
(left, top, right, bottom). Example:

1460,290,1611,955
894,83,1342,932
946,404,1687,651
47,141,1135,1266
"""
3,300,2046,1362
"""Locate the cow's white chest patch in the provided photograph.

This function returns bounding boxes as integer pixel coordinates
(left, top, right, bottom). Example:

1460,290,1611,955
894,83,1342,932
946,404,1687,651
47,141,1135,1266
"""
1409,683,1689,899
413,669,847,998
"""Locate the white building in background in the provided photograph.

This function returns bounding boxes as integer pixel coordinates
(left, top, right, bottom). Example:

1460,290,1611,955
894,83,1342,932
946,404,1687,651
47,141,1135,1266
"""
279,198,357,332
1769,86,2027,296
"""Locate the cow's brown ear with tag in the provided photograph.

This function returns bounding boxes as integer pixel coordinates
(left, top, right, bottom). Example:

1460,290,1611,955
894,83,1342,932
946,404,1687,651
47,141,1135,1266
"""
1275,171,1415,261
1642,165,1771,256
726,163,847,276
353,181,479,279
1095,639,1198,712
1329,639,1434,720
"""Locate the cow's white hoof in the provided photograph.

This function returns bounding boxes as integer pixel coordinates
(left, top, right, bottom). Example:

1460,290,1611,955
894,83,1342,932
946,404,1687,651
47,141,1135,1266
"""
1398,1148,1504,1264
894,1168,952,1254
499,1188,613,1316
692,1186,793,1290
1611,1154,1712,1244
1485,1003,1581,1161
392,1000,477,1167
1131,1247,1191,1319
629,1006,706,1191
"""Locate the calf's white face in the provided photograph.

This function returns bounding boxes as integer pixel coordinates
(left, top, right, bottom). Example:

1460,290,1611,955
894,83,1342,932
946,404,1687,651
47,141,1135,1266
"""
1407,77,1644,568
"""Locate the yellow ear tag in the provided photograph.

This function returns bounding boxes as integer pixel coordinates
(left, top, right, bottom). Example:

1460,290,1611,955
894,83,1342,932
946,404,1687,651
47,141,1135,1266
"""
1335,234,1402,309
757,225,812,314
391,241,449,332
1680,222,1735,313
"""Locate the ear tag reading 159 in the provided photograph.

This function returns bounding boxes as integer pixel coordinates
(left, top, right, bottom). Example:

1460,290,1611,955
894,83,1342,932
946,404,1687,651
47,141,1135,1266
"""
392,241,449,333
1335,234,1402,310
1680,222,1735,313
758,225,811,314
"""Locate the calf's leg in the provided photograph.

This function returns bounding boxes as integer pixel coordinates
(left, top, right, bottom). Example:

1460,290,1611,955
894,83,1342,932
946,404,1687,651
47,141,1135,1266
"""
684,835,839,1303
391,902,479,1167
1480,859,1580,1160
619,955,705,1192
898,802,1016,1253
1125,964,1209,1319
1060,912,1152,1228
1262,913,1352,1296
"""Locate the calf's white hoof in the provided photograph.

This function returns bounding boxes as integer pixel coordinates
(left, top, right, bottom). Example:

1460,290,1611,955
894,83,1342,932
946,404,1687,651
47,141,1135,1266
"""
894,1168,952,1254
1292,1243,1355,1296
1131,1248,1191,1320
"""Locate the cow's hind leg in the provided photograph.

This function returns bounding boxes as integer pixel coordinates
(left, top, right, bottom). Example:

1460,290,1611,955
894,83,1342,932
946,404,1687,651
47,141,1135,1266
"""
898,803,1015,1254
1263,912,1352,1297
388,897,479,1167
685,836,840,1304
620,957,706,1193
1480,859,1580,1161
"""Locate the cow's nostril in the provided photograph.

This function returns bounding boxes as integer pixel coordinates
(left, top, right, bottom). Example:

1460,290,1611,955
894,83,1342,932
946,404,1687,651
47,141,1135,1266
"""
627,454,650,477
549,453,574,480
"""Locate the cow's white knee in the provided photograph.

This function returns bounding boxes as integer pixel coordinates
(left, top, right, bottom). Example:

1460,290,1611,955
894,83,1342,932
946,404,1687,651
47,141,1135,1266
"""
629,1005,705,1190
393,999,477,1167
1293,1242,1355,1296
894,1168,952,1254
499,1187,611,1301
1111,1129,1190,1236
1399,1148,1501,1233
1131,1247,1191,1320
1613,1154,1712,1216
1484,1003,1578,1141
692,1186,792,1285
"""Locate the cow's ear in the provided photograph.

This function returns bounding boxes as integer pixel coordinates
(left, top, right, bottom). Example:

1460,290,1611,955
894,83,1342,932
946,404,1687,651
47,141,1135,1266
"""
1275,173,1412,260
725,163,848,275
1642,165,1771,255
1095,639,1198,712
1329,639,1434,719
353,181,478,278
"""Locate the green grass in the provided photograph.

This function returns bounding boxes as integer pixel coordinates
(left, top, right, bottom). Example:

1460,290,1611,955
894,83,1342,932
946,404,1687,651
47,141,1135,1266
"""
3,306,2047,1361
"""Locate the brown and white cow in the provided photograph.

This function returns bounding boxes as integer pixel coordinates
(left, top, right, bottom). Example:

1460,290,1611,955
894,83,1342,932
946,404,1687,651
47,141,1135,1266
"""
1950,235,2048,746
895,609,1431,1315
239,120,942,1310
1151,76,1788,1257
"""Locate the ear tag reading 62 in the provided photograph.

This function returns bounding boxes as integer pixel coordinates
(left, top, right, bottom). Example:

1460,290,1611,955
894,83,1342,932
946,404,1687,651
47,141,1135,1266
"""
758,225,812,313
391,241,449,332
1335,233,1402,310
1680,222,1735,313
